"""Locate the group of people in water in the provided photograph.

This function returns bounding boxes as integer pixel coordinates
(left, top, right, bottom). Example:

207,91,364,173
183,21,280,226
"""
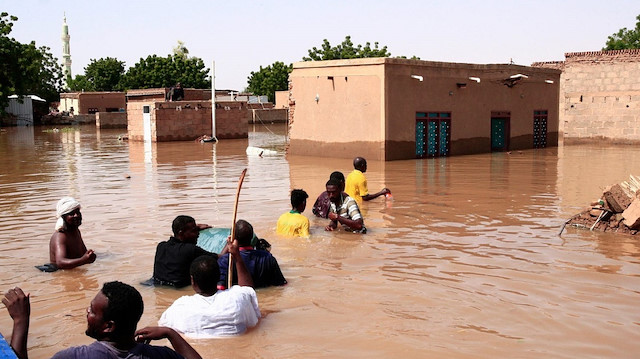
1,156,389,358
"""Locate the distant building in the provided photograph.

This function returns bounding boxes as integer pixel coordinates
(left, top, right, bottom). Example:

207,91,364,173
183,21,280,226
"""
126,88,248,142
4,95,46,126
59,92,125,115
288,58,560,161
532,49,640,144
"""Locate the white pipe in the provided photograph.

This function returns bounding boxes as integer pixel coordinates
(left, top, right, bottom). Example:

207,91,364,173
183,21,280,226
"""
211,60,217,140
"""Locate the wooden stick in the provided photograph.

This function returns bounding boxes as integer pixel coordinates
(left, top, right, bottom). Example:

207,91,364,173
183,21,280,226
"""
228,168,247,289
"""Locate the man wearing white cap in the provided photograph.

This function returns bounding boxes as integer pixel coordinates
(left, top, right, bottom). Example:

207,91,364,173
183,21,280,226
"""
48,197,96,270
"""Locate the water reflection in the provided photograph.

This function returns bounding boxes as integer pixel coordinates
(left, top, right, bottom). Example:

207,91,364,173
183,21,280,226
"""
0,124,639,358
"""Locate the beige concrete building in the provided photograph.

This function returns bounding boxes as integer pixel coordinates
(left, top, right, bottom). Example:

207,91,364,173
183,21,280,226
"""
533,49,640,143
288,58,560,161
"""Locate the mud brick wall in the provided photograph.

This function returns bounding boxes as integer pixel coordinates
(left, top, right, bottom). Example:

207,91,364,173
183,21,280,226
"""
96,112,127,128
215,101,249,138
128,100,248,142
533,49,640,143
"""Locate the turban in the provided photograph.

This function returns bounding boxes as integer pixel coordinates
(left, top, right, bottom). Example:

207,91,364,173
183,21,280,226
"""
55,197,81,231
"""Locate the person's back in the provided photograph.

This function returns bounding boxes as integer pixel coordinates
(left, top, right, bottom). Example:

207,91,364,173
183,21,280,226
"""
219,220,286,289
159,244,260,338
152,216,216,287
218,249,286,289
345,157,390,203
277,189,310,238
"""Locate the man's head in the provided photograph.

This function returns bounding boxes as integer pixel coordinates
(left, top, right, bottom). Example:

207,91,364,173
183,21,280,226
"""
290,189,308,212
329,171,345,191
353,157,367,172
85,281,143,340
55,197,82,231
235,219,253,247
326,179,342,204
190,255,220,295
172,215,199,243
176,82,182,88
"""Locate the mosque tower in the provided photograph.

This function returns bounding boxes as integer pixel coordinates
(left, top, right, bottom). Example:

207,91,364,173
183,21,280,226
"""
61,14,72,86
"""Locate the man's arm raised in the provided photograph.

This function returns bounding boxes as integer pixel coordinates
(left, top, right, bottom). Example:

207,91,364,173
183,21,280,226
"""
135,326,201,359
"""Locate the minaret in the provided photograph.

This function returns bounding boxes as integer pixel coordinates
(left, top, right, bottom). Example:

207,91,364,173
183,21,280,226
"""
61,14,72,87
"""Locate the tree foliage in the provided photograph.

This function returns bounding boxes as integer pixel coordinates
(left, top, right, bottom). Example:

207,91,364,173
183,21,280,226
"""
246,61,292,103
604,14,640,50
303,35,391,61
120,54,210,90
69,57,125,92
0,12,63,110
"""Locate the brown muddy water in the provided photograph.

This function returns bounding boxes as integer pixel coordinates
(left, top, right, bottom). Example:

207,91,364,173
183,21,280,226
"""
0,124,638,358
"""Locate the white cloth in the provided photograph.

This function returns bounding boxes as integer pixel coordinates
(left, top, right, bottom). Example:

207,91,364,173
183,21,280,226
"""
158,286,260,338
55,197,81,231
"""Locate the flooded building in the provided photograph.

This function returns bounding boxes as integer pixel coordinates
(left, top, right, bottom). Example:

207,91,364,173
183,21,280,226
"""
288,58,561,161
532,49,640,144
59,91,125,115
126,88,249,142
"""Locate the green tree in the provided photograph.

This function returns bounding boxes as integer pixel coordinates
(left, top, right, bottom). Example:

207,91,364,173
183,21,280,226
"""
120,54,210,90
246,61,292,103
0,12,63,110
303,35,391,61
604,14,640,50
69,57,125,92
67,74,94,92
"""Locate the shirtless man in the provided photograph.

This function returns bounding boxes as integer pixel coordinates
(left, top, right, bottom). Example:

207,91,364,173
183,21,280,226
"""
49,197,96,269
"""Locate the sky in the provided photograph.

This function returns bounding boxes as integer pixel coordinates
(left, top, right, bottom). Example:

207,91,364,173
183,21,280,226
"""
4,0,640,91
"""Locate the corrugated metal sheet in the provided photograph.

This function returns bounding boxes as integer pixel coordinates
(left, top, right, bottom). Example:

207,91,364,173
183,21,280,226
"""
5,97,34,126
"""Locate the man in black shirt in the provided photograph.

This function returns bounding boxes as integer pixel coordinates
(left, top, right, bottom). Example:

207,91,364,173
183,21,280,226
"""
166,82,184,102
153,215,217,287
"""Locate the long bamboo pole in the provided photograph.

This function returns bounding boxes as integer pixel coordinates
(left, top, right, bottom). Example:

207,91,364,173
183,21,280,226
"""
228,168,247,289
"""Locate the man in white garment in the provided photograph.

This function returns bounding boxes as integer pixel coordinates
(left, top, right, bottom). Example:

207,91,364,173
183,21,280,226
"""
158,236,260,338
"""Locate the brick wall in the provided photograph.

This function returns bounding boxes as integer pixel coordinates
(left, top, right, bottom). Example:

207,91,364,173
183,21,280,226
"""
127,100,248,142
96,112,127,128
533,49,640,142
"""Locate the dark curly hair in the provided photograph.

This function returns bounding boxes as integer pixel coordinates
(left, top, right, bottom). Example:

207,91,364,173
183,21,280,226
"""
172,215,195,236
190,255,220,293
290,189,308,208
101,281,144,335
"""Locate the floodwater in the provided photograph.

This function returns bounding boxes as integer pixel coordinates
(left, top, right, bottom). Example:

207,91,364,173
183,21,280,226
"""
0,123,639,358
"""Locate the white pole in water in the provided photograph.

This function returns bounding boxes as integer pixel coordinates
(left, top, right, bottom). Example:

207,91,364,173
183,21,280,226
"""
211,60,218,141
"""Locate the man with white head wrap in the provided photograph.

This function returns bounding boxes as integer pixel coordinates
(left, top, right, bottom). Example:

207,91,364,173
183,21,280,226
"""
47,197,96,270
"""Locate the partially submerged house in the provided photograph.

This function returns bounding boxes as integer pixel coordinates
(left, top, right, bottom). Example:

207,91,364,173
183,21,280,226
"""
59,91,125,114
533,49,640,144
288,58,561,161
126,88,249,142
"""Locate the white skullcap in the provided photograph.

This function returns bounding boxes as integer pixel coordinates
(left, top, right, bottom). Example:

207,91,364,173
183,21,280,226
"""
55,197,81,231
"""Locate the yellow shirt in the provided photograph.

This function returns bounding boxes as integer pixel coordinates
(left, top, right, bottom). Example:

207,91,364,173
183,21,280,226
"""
276,211,310,238
345,169,368,204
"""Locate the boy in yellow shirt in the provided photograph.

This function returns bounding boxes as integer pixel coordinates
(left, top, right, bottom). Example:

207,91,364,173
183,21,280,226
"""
276,189,310,238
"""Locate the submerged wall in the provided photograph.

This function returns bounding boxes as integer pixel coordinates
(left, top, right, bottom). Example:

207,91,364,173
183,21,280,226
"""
127,100,248,142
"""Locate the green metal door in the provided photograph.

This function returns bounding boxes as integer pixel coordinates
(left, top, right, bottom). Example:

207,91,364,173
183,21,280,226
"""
491,118,508,151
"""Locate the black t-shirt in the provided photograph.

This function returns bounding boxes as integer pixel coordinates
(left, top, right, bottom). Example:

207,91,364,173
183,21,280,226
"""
153,237,217,287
